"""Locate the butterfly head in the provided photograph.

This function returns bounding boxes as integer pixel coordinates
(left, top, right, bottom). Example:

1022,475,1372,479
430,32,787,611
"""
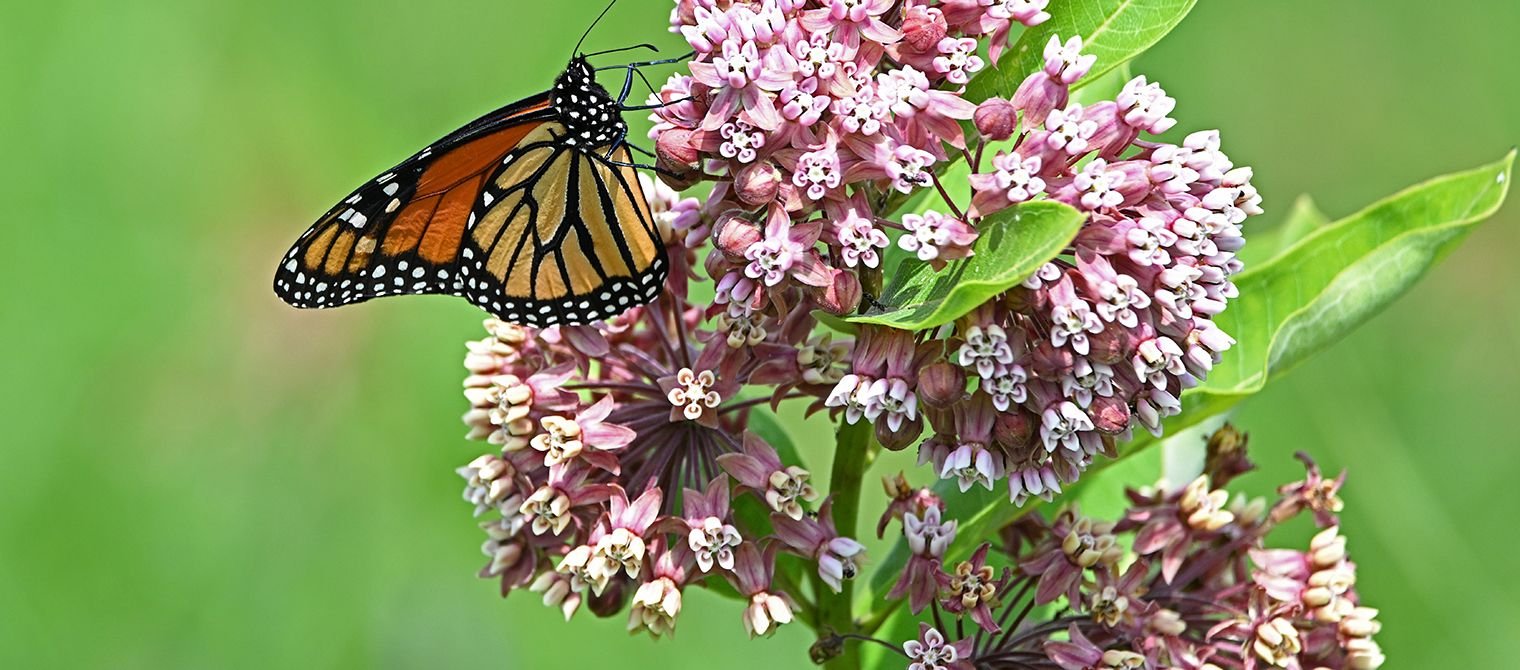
554,56,626,150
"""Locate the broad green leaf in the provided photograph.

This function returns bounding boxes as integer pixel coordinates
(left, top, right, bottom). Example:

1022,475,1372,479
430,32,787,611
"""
847,201,1084,330
1238,195,1330,268
864,151,1515,606
966,0,1198,102
1206,151,1513,393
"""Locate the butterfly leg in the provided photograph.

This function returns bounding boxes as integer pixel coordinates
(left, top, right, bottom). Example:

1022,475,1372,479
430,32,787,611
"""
594,52,694,71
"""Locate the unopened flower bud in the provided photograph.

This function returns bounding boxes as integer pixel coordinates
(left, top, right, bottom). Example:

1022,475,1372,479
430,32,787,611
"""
656,126,696,172
1011,71,1067,127
974,98,1019,141
1309,526,1347,568
1085,325,1131,365
900,5,947,53
994,408,1037,451
813,267,862,316
734,162,781,207
1088,394,1131,434
917,361,967,408
712,213,762,260
876,413,924,451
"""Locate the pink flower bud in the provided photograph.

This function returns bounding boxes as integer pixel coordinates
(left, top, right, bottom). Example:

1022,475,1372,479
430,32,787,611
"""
900,5,948,54
877,414,924,451
713,213,762,260
812,267,862,316
734,163,781,207
1086,325,1131,365
657,128,700,171
1011,72,1067,127
974,98,1019,141
917,361,968,409
994,408,1036,452
1088,395,1131,434
1082,101,1139,159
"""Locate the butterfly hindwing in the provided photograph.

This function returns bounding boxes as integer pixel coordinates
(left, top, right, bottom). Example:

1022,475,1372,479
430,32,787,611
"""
459,122,666,326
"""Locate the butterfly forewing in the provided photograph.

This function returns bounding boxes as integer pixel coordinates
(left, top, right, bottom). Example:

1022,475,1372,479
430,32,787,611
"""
273,58,666,326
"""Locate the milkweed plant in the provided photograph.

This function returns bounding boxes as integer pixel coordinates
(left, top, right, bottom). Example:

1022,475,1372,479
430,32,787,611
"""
452,1,1513,668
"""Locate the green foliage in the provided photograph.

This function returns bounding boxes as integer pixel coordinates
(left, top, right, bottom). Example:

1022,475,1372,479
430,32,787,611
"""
847,202,1085,330
862,152,1515,627
966,0,1198,102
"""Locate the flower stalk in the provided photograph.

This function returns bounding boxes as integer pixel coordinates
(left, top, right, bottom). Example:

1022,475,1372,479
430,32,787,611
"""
817,420,877,668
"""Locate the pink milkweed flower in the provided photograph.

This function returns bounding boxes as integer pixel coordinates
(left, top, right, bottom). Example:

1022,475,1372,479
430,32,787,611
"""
903,623,974,670
832,80,891,137
717,432,819,520
1047,275,1105,355
725,543,795,637
933,36,985,85
717,118,767,164
790,30,857,94
1123,215,1179,267
529,395,635,473
823,194,890,269
664,476,743,574
661,367,724,425
889,504,957,613
874,66,978,147
1043,35,1097,85
939,543,1004,632
1133,335,1188,390
898,211,978,270
801,0,903,48
688,38,793,131
1117,75,1178,135
1077,253,1151,328
790,142,846,200
771,498,867,593
1044,103,1099,156
778,78,831,128
970,150,1046,216
519,463,616,537
1007,461,1063,506
623,546,684,635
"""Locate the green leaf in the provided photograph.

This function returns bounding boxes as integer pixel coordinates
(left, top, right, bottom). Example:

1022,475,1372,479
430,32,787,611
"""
1238,195,1330,268
966,0,1199,102
846,201,1085,330
1206,151,1513,394
865,151,1515,605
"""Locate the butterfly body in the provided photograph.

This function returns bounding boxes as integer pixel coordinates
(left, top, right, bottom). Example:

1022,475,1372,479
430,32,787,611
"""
273,56,666,327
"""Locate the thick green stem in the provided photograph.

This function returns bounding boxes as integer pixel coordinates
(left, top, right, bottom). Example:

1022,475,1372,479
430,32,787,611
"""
817,420,877,670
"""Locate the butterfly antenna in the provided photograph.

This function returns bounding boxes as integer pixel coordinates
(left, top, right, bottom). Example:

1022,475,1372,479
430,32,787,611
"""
573,0,619,58
584,43,660,59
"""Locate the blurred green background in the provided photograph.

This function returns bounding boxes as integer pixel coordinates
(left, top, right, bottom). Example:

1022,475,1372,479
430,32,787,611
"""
2,0,1515,667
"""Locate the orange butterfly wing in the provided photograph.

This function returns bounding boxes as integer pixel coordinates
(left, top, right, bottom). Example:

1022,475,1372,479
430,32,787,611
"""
273,95,553,310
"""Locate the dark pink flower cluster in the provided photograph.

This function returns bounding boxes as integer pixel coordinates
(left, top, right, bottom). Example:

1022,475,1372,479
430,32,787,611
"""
871,428,1384,670
653,0,1261,508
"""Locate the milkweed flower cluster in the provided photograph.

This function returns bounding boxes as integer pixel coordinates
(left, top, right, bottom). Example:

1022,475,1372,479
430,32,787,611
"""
865,427,1385,670
652,0,1261,505
448,0,1288,658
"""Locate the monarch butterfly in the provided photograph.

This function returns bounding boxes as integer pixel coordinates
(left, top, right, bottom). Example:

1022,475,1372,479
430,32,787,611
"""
272,17,680,327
